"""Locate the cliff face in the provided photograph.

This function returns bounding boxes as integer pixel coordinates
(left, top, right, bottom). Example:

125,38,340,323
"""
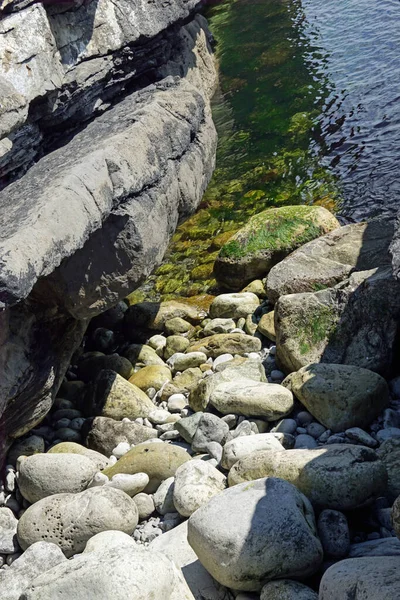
0,0,217,457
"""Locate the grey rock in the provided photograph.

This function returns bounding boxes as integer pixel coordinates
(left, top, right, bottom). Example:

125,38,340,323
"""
188,477,322,591
318,510,350,558
7,436,45,467
133,493,155,521
376,427,400,443
0,507,19,553
154,477,176,516
84,416,157,456
17,486,139,557
306,422,326,439
272,418,297,434
17,453,98,503
150,521,233,600
349,538,400,558
83,530,137,554
221,434,284,470
260,580,318,600
209,293,259,319
175,412,203,444
0,541,66,600
319,557,400,599
191,414,229,452
377,438,400,500
294,434,318,449
173,460,226,517
383,408,400,429
345,427,378,448
203,319,236,335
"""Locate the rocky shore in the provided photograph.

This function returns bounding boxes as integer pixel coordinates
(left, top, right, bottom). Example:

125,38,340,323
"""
1,204,400,598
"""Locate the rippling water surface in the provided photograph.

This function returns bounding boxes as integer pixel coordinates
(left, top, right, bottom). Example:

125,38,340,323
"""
136,0,400,300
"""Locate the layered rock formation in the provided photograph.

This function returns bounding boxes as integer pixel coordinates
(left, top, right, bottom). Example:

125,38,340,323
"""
0,0,217,459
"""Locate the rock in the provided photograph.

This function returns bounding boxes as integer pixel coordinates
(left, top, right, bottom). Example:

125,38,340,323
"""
0,50,216,458
349,538,400,558
125,300,207,332
257,311,276,341
102,442,191,493
318,510,350,558
294,434,318,449
111,441,131,458
203,318,236,335
267,219,394,303
128,365,172,391
86,370,155,420
209,293,259,319
7,436,45,467
228,445,387,510
209,379,293,420
188,477,322,591
289,364,389,432
168,394,187,412
376,428,400,443
83,530,137,554
345,427,378,448
106,473,149,497
77,353,133,382
260,580,318,600
221,434,285,469
167,352,208,373
133,493,155,520
17,453,98,504
319,557,400,599
190,357,267,412
175,412,203,444
21,545,194,600
165,336,191,360
275,267,400,376
150,521,232,600
17,486,138,558
188,333,261,358
0,541,66,600
47,442,109,470
214,205,339,290
173,460,226,517
191,414,229,452
377,439,400,500
391,494,400,538
148,334,167,355
124,344,166,367
272,419,297,434
164,317,193,335
84,416,157,456
0,507,19,553
154,477,176,515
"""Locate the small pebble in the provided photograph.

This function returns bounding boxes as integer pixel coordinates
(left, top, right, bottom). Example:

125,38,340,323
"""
112,442,131,458
297,411,314,426
272,419,297,435
307,422,326,439
294,434,318,449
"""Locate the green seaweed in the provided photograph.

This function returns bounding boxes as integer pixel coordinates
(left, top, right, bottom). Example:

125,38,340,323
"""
297,304,338,355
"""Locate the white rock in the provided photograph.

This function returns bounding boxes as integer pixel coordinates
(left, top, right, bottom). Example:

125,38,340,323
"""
106,473,149,497
210,293,259,319
148,409,172,425
167,352,207,373
0,507,19,553
111,441,131,458
154,477,176,515
87,472,109,488
83,530,138,554
168,394,187,413
213,354,234,369
173,460,226,517
221,433,285,469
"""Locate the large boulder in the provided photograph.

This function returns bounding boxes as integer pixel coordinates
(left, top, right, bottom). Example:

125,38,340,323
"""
319,557,400,599
0,10,217,465
47,442,109,471
213,205,339,290
187,477,323,591
102,441,191,493
150,521,233,600
21,545,195,600
84,416,158,456
228,445,387,510
17,453,98,503
275,267,400,375
267,218,394,303
17,486,139,557
289,363,389,432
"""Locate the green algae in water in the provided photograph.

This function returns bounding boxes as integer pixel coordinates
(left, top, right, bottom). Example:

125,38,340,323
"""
141,0,342,301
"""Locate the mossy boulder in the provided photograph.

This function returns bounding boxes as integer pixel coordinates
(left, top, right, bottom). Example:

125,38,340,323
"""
214,205,339,290
275,267,400,375
102,442,191,493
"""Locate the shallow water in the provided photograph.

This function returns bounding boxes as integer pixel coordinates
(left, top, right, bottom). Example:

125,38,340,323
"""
136,0,400,301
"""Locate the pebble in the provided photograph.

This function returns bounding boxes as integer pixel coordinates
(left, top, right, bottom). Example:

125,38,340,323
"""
221,414,237,429
148,409,171,425
307,422,327,439
270,369,285,381
112,441,131,458
213,354,234,369
133,493,155,521
272,418,297,434
297,411,314,426
167,394,187,412
345,427,378,448
294,434,318,449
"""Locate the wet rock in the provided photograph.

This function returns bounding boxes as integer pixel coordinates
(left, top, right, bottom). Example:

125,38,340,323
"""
188,477,322,591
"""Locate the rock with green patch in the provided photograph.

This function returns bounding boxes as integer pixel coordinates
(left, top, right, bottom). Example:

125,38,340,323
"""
102,442,191,493
209,379,293,420
214,205,339,290
187,477,322,591
228,445,387,510
128,365,172,391
257,311,276,341
266,218,394,304
47,442,109,470
86,370,155,420
188,333,261,358
275,267,400,375
289,364,389,432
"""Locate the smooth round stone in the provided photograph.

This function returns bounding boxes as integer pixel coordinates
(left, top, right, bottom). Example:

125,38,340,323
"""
54,428,81,443
148,334,167,355
210,293,260,320
297,411,314,426
270,369,285,381
153,477,176,516
261,580,318,599
83,530,137,554
0,507,19,553
376,428,400,443
7,436,45,467
106,473,149,497
167,394,187,413
54,418,72,430
164,336,190,360
164,317,193,335
69,418,86,431
173,461,226,517
203,318,236,336
88,371,155,420
167,352,208,373
47,442,109,471
112,442,131,458
272,419,297,434
128,365,172,392
307,422,327,439
294,434,318,449
221,434,284,470
133,493,155,521
318,510,350,558
17,487,139,558
213,354,234,369
17,453,98,504
148,409,172,425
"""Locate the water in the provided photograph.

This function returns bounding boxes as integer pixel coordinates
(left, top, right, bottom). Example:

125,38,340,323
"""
134,0,400,301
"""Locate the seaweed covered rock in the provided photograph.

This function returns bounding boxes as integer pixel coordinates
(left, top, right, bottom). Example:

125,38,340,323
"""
213,205,339,290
